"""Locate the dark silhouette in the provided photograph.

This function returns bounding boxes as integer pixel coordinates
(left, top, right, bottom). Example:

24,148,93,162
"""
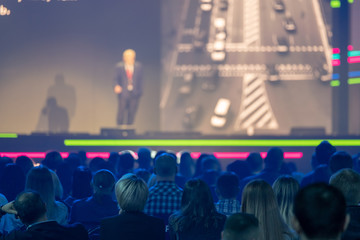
0,164,25,201
137,148,152,171
226,160,252,181
178,151,195,181
37,97,69,133
246,152,263,175
222,213,260,240
42,151,63,172
329,151,353,174
215,172,241,216
117,152,135,178
15,156,34,176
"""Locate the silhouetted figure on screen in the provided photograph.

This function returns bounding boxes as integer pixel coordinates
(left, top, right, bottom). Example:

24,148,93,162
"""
114,49,143,126
41,97,69,133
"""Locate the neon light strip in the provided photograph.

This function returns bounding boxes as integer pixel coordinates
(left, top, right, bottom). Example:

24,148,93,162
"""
349,71,360,78
348,78,360,85
330,0,341,8
63,139,360,147
330,80,340,87
348,56,360,64
0,133,18,138
332,48,340,54
332,54,340,60
348,51,360,57
0,152,304,159
332,59,340,66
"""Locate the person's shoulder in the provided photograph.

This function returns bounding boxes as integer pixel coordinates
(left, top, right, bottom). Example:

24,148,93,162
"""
115,61,124,68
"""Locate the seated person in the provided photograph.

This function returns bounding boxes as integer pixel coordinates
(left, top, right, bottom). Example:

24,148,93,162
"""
215,172,241,216
1,191,88,240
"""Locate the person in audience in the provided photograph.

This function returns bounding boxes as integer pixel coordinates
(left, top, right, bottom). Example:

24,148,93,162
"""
117,151,135,178
193,153,210,178
15,156,34,176
241,180,294,240
26,166,68,225
69,169,118,230
64,166,93,207
272,175,299,234
42,151,63,172
301,141,336,187
107,152,120,176
330,169,360,239
137,147,152,171
226,160,252,181
89,157,107,174
1,191,88,240
169,179,226,240
246,152,263,175
178,151,195,181
133,168,151,183
0,157,13,177
144,153,183,229
293,183,349,240
0,164,25,202
100,173,165,240
221,213,259,240
56,162,72,200
239,147,284,201
199,155,222,202
329,151,353,174
49,169,64,201
215,172,241,216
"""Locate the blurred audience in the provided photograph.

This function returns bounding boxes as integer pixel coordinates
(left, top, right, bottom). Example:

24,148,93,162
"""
64,166,93,207
215,172,241,216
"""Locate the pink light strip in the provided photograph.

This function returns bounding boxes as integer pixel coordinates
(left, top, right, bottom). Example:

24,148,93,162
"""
332,59,341,66
348,45,353,51
1,152,304,160
333,48,340,54
348,56,360,64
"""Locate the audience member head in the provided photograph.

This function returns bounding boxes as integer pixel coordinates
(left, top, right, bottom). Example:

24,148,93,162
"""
264,147,283,171
216,172,240,200
92,169,116,196
315,140,336,165
226,160,251,181
108,152,120,174
241,180,285,240
246,152,263,174
272,175,300,227
179,151,195,180
42,151,63,171
222,213,259,240
115,173,148,212
0,163,26,201
49,169,63,200
118,151,135,177
15,156,34,176
64,153,81,173
330,168,360,206
133,168,151,183
329,151,353,174
56,162,72,199
137,148,152,170
77,150,87,166
89,157,106,174
0,157,13,177
293,183,349,240
193,153,210,177
72,166,92,199
154,153,177,181
202,155,221,172
13,191,47,226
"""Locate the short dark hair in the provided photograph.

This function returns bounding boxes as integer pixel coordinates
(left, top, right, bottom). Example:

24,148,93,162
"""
293,183,347,239
222,213,259,240
264,148,283,170
329,151,353,174
154,153,177,177
13,191,46,226
216,172,239,199
315,141,336,165
330,168,360,205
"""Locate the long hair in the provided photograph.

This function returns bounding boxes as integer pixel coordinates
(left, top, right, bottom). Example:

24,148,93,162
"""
272,175,299,228
241,180,285,240
172,179,221,232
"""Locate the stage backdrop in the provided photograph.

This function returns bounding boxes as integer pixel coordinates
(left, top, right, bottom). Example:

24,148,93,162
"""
0,0,161,134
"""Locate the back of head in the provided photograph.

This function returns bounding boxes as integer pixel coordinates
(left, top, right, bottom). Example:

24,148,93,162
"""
154,153,177,178
202,155,221,172
49,169,63,200
25,166,54,206
222,213,259,240
241,180,283,240
72,166,93,199
42,151,63,171
14,191,47,226
226,160,251,180
89,157,106,174
293,183,347,239
92,169,115,195
216,172,240,199
330,168,360,205
246,152,263,173
179,151,195,180
15,156,34,176
118,152,135,173
315,140,336,165
0,163,26,201
116,173,148,212
137,148,152,170
264,148,284,171
329,151,353,174
272,175,299,226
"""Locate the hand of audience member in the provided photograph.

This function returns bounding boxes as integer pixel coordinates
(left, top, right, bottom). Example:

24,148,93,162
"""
114,85,122,94
1,201,17,215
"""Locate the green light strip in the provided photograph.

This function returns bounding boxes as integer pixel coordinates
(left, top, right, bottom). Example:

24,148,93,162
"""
330,0,341,8
0,133,18,138
348,0,354,3
348,51,360,57
332,54,340,60
64,139,360,147
348,78,360,85
330,80,340,87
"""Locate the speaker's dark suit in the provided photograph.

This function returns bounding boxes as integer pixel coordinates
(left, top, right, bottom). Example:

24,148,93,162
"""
100,211,165,240
114,62,143,125
4,221,88,240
